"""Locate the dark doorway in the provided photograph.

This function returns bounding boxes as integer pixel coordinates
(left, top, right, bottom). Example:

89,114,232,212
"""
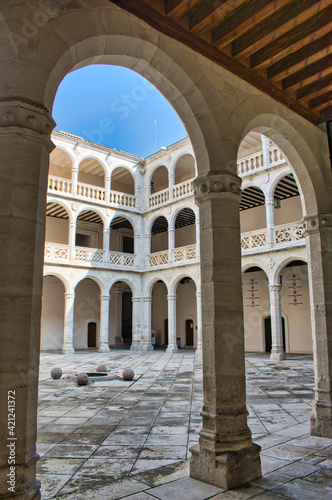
122,291,132,344
88,322,97,347
123,236,134,254
164,319,168,346
265,316,286,352
186,319,194,346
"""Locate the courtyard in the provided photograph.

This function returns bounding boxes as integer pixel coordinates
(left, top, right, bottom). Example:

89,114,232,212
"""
37,350,332,499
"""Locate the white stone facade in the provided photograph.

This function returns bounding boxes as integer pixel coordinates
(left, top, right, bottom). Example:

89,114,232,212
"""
42,130,310,358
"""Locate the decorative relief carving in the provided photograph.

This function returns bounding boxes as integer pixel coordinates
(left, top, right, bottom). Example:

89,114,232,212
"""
194,171,241,202
267,258,276,269
303,213,332,236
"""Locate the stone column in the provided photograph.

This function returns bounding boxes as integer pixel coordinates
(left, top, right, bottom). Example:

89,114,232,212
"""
195,290,203,355
145,233,152,267
69,220,77,261
72,166,79,195
265,198,275,247
166,294,178,352
99,295,110,352
195,216,200,258
169,172,175,200
304,214,332,438
103,228,110,263
0,98,55,499
62,292,75,354
268,284,285,361
141,297,154,351
261,134,271,169
168,224,175,264
114,285,124,346
189,171,261,489
131,296,142,350
105,175,111,203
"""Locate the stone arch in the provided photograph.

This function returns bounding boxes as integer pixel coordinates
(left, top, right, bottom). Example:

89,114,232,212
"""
240,185,266,232
45,201,72,245
42,271,69,294
150,215,169,253
49,145,74,179
150,165,169,194
75,207,107,226
270,172,304,225
41,274,67,351
170,272,199,295
173,153,196,184
147,277,169,297
173,206,196,247
111,166,135,195
78,155,107,188
231,106,329,214
273,256,308,286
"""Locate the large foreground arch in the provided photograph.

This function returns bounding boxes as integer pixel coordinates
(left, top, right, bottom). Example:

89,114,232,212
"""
0,3,331,498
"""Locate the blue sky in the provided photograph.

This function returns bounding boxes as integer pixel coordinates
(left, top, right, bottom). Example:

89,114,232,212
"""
52,65,187,158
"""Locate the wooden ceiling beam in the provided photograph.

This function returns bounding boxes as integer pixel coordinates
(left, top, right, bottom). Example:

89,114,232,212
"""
250,7,332,70
189,0,246,36
109,0,321,124
267,32,332,81
211,0,291,49
232,0,326,59
297,76,332,101
309,91,332,111
165,0,203,20
282,54,332,90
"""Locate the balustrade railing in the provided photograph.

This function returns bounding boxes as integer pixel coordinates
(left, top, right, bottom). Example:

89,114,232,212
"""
269,147,284,165
44,242,70,261
237,152,264,175
110,190,136,208
173,180,194,199
109,251,135,267
241,229,267,250
75,246,105,264
149,188,169,207
77,182,105,201
274,221,304,244
48,176,72,194
149,250,169,267
173,245,197,262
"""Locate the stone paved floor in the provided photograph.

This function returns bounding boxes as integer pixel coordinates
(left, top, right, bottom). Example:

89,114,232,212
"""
37,350,332,499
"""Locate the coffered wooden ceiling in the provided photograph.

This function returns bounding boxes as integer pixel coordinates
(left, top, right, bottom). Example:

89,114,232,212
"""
111,0,332,125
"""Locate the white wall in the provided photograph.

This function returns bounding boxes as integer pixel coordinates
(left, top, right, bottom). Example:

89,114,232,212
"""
275,196,302,225
73,279,100,349
41,276,65,350
45,216,68,244
175,225,195,247
240,205,266,232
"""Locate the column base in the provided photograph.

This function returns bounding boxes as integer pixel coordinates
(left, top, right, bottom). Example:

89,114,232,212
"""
61,345,75,354
130,340,142,351
195,347,202,356
270,350,286,361
190,443,261,490
0,462,41,499
310,401,332,438
141,343,154,351
166,345,179,353
98,343,110,353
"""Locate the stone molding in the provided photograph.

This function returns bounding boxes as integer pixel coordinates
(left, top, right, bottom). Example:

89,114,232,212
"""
0,97,55,138
302,213,332,236
167,294,177,300
100,294,110,301
64,292,75,300
268,284,281,292
143,296,152,302
132,296,141,302
194,171,241,203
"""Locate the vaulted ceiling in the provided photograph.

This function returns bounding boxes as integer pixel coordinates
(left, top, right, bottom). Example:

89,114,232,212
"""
111,0,332,125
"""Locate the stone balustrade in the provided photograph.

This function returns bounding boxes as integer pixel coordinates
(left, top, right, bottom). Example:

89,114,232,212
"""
44,242,70,261
241,229,268,250
48,176,72,194
173,244,197,263
77,182,105,201
274,221,305,245
241,220,305,253
173,180,194,199
109,190,136,208
149,188,169,207
44,244,137,268
237,152,264,175
148,250,169,267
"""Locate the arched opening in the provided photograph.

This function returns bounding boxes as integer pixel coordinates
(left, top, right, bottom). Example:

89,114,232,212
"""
242,267,269,353
111,167,135,195
76,210,103,249
109,281,133,347
151,280,168,347
41,275,65,351
151,165,169,193
45,202,69,244
174,154,196,184
274,173,302,226
176,277,197,348
280,260,312,354
151,216,168,253
49,147,72,180
175,208,196,247
110,216,134,254
240,187,266,233
78,157,105,188
74,278,100,349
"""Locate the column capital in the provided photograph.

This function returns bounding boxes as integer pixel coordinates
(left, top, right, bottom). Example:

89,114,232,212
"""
302,213,332,236
167,294,177,301
132,296,141,302
196,291,202,298
143,296,152,303
268,284,281,292
194,170,241,203
0,97,55,143
64,292,75,300
103,228,110,234
100,294,110,301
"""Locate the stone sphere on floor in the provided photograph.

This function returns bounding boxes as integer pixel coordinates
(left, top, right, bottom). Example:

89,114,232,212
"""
123,368,134,380
76,372,89,385
50,367,62,379
96,364,107,372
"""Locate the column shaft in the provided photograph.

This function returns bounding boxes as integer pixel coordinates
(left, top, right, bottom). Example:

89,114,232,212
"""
62,292,75,354
99,295,110,352
195,290,202,355
265,199,275,247
103,228,110,263
168,226,175,264
131,297,142,350
166,294,178,352
69,221,76,261
141,297,154,351
268,284,285,361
